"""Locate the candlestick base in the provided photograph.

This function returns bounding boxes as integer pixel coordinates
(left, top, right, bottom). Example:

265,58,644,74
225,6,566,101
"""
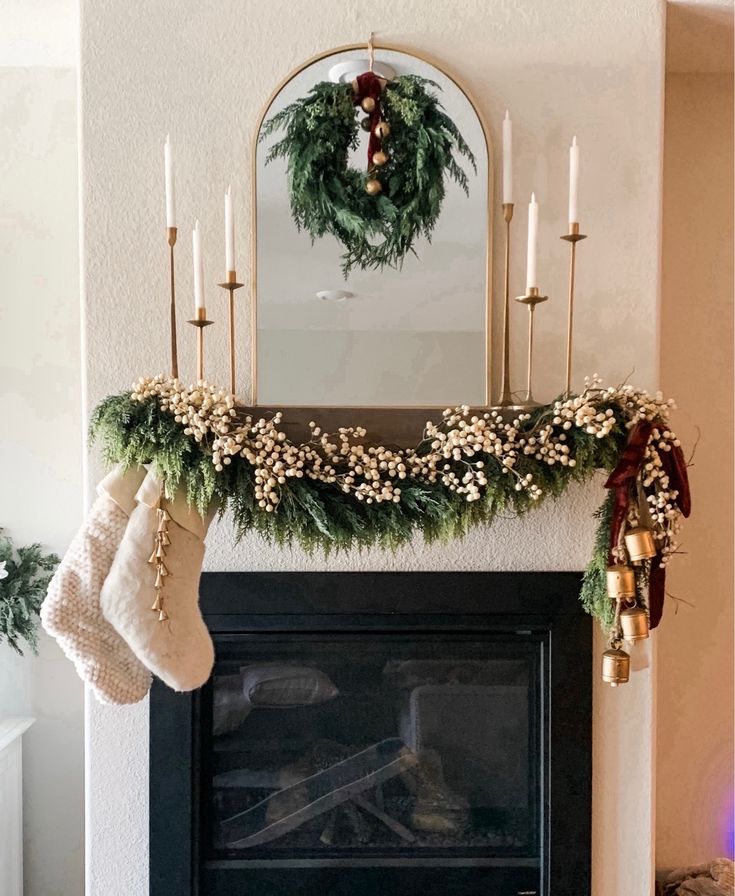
218,272,244,396
561,222,587,243
561,224,588,395
515,288,548,409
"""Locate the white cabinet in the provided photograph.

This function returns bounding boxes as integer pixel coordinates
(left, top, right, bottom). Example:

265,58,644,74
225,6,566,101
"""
0,719,34,896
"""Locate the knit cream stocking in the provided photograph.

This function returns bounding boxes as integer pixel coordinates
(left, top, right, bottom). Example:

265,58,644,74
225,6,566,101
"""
100,470,216,692
41,466,153,705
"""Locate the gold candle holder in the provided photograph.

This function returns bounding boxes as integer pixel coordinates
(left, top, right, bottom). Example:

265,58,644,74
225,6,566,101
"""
218,270,244,396
560,222,587,394
495,203,515,407
187,307,214,382
515,287,548,408
167,227,179,379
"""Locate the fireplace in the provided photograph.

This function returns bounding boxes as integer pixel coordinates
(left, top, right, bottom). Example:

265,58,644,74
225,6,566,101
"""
150,572,591,896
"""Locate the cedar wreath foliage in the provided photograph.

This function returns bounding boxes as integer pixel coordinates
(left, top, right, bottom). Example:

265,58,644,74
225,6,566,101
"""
261,75,476,274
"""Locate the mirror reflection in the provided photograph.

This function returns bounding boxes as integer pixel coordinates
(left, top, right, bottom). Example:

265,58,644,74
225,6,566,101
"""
255,47,490,407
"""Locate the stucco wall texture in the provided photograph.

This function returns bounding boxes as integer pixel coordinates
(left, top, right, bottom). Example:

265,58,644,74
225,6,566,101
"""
80,2,665,894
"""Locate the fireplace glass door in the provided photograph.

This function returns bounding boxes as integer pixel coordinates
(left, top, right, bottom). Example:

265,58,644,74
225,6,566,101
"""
202,633,543,869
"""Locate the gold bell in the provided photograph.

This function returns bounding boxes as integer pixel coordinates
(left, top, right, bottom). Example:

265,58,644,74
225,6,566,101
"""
365,178,382,196
158,607,169,623
154,569,164,588
606,564,636,599
620,604,650,642
624,526,657,563
372,150,389,166
374,120,390,139
157,561,170,577
148,549,158,564
151,592,163,612
159,531,171,547
361,96,376,113
601,645,631,687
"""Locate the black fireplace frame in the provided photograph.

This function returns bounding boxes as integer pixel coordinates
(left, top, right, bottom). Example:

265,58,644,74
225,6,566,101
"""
150,571,592,896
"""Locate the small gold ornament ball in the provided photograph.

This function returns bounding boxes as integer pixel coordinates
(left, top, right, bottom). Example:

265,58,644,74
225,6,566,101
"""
361,97,376,113
374,120,391,139
372,150,389,166
365,178,382,196
360,116,372,132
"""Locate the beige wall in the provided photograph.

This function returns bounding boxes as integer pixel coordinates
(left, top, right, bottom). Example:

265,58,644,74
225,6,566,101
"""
658,69,734,869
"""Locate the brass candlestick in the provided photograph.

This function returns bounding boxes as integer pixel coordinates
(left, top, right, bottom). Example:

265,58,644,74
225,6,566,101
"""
515,287,548,407
218,270,244,396
187,307,214,382
560,222,587,394
496,203,515,406
167,227,179,379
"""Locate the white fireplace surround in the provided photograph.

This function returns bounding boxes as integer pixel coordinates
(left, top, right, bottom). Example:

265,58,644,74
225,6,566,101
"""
81,2,665,894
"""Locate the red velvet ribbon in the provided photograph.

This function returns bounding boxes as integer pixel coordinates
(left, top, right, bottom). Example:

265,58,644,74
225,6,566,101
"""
353,71,384,168
604,420,692,628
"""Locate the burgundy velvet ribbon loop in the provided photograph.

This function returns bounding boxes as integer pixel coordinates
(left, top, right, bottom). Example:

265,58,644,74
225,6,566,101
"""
603,419,692,629
353,71,384,167
604,420,655,559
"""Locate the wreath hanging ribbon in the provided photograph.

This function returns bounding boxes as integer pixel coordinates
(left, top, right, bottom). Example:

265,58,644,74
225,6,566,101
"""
352,71,385,167
605,422,691,627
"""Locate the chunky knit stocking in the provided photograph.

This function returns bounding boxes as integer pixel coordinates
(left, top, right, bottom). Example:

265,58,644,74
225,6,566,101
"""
41,466,153,705
100,470,215,692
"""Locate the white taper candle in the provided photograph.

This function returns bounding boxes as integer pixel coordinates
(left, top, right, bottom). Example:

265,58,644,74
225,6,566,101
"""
164,135,176,228
569,136,580,226
526,193,538,292
225,185,235,273
193,220,204,309
502,110,513,204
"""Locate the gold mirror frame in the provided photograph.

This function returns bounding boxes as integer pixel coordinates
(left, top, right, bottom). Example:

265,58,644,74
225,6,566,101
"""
249,41,494,436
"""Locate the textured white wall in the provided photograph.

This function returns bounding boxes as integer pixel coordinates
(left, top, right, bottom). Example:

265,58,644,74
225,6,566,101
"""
0,62,84,896
79,2,665,894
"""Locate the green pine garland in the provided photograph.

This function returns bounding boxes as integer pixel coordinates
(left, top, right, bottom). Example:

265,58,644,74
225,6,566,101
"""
89,375,688,633
261,75,476,274
0,534,59,655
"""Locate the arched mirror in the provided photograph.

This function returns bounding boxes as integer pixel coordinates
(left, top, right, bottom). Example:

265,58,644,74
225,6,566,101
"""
253,43,492,408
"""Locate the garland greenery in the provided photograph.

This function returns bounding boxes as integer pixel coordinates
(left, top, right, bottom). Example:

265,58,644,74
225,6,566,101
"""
261,75,476,274
0,534,59,655
90,375,688,633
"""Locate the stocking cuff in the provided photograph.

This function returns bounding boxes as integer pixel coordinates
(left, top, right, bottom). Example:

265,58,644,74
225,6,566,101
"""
135,469,216,539
97,465,147,516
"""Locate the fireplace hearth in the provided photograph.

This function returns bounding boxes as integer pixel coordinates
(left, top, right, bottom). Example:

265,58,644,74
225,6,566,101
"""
150,572,591,896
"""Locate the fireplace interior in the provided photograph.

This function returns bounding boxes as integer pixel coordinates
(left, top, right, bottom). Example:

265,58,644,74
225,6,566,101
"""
150,571,592,896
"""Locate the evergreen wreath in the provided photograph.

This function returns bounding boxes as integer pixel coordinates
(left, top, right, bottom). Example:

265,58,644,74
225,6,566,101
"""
91,375,691,633
0,533,59,654
261,73,476,274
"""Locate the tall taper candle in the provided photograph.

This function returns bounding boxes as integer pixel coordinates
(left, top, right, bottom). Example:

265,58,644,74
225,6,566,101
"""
569,136,580,225
502,110,513,204
164,135,176,228
526,193,538,292
224,185,235,273
193,220,204,309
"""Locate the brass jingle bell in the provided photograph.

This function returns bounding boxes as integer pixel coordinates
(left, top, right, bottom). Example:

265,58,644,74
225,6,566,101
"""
624,526,657,563
606,564,636,600
361,96,376,113
372,150,389,166
620,604,650,642
601,645,631,687
374,120,391,139
360,115,373,132
365,178,382,196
